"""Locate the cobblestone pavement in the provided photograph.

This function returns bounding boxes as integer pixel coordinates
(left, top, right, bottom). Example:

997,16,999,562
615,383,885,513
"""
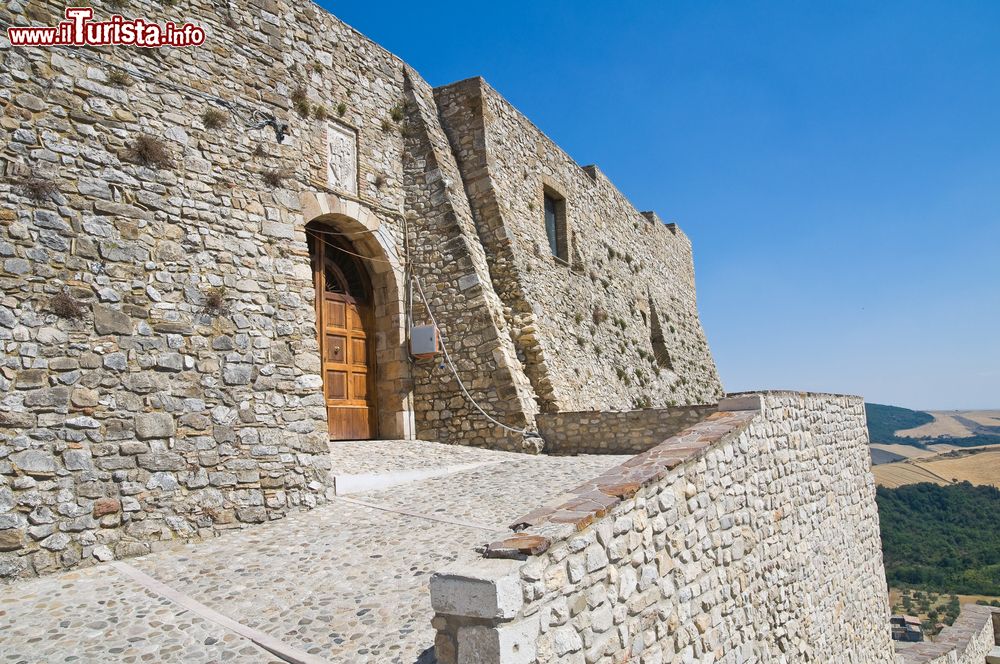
327,439,525,475
0,565,278,663
1,441,630,663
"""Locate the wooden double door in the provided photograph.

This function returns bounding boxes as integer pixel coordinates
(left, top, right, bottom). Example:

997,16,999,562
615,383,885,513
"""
310,231,377,440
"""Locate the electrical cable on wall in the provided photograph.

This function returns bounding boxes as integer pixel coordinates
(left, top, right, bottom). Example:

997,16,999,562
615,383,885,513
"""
303,231,533,436
304,225,384,240
410,275,539,438
305,228,403,271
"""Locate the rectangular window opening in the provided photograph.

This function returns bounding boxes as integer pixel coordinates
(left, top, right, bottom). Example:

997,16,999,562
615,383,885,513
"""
543,191,568,263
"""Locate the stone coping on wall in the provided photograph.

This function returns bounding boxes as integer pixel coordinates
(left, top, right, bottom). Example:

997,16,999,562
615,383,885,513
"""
728,388,865,400
479,394,761,560
895,604,999,664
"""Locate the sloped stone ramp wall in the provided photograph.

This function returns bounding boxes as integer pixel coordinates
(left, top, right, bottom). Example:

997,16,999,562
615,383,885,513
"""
429,392,896,663
895,604,999,664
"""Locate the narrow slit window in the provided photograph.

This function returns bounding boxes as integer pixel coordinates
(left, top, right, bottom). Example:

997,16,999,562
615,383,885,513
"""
648,299,674,370
651,328,673,370
543,190,568,262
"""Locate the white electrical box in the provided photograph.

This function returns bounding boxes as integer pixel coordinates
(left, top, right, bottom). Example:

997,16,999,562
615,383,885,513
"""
410,325,440,359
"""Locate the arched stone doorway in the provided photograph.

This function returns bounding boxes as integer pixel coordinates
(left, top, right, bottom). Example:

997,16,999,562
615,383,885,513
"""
309,228,377,439
300,192,414,441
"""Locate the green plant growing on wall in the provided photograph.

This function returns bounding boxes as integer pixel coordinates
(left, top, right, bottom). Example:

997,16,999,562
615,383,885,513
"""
311,61,324,74
14,173,58,203
291,87,311,118
123,134,174,170
262,168,290,188
203,286,227,315
47,291,86,320
107,69,133,87
390,103,405,122
313,105,328,121
202,108,228,129
381,118,392,133
337,102,347,117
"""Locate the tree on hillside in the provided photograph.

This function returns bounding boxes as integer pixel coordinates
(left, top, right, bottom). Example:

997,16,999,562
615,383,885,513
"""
877,482,1000,596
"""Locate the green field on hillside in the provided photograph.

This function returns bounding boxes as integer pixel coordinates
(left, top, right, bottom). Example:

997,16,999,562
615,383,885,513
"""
866,403,1000,448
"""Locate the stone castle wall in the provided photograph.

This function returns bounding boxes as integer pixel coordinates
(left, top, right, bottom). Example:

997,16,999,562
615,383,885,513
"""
0,0,533,578
435,78,723,413
0,0,724,577
0,0,402,578
429,392,895,663
536,405,715,455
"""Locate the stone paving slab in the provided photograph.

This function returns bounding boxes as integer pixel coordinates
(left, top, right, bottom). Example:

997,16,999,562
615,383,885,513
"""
361,453,632,528
0,565,277,663
0,443,631,664
327,439,517,476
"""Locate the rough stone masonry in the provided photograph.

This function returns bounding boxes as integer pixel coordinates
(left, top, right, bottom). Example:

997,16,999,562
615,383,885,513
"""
0,0,722,578
2,7,982,664
430,393,899,663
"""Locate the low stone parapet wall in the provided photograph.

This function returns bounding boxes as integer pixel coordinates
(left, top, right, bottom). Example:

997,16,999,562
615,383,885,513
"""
895,604,999,664
429,391,895,663
535,405,716,455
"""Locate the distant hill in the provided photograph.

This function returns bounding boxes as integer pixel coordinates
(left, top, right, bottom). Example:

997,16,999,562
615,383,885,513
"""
865,403,1000,449
866,403,934,445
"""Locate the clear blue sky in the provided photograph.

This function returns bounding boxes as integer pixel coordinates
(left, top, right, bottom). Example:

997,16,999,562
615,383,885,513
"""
322,0,1000,410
